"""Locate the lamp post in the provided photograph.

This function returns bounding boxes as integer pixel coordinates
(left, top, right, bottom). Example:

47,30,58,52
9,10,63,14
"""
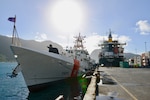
145,42,147,53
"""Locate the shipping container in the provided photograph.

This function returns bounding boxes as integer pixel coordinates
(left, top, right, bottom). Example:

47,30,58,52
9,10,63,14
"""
120,61,129,68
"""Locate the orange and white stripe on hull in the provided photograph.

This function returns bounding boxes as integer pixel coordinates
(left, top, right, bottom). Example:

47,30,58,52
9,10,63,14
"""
71,59,80,77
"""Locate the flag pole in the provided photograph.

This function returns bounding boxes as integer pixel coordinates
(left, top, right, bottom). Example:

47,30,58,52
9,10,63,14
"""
9,15,20,46
12,15,16,44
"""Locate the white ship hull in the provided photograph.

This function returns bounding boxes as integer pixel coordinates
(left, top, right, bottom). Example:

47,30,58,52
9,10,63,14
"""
10,45,82,91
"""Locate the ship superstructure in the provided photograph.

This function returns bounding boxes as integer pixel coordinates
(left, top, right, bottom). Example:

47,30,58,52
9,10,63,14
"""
98,30,126,67
65,33,93,71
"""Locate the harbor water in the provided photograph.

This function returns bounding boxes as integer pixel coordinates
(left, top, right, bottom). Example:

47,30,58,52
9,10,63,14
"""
0,62,90,100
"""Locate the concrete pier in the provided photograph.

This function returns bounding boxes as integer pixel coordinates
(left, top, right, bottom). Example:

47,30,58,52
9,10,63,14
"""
83,76,96,100
83,69,99,100
97,67,150,100
57,67,150,100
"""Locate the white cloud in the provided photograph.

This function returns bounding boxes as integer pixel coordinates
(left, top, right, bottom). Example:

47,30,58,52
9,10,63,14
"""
136,20,150,35
118,35,131,43
35,32,48,42
84,33,131,54
84,33,101,54
6,34,12,37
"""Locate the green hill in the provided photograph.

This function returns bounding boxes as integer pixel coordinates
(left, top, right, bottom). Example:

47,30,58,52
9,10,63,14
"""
0,35,63,62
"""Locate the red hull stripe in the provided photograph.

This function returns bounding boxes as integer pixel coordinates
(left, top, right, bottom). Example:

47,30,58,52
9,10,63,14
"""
71,59,80,77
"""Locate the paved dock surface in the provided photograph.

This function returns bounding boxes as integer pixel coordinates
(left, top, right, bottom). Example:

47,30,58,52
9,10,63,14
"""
97,67,150,100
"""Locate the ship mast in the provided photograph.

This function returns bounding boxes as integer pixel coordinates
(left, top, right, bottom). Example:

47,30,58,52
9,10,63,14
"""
74,33,86,50
108,29,112,42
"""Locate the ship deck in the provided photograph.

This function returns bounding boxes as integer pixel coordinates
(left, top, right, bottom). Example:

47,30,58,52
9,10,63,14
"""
97,67,150,100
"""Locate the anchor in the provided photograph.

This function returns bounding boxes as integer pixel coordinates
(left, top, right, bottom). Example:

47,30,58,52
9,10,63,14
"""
7,63,21,78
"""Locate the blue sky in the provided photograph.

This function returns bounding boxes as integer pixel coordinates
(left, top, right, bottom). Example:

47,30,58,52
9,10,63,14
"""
0,0,150,54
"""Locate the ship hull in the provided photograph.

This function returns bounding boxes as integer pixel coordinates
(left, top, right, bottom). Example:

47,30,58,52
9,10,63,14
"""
99,57,124,67
10,46,78,91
